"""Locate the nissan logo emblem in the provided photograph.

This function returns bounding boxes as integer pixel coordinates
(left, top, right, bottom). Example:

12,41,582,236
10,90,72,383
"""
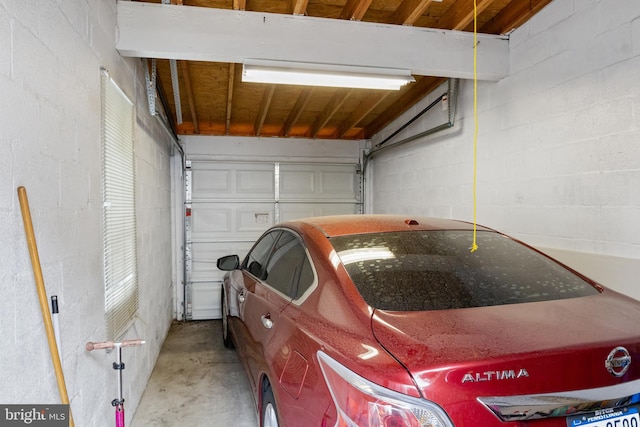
605,346,631,377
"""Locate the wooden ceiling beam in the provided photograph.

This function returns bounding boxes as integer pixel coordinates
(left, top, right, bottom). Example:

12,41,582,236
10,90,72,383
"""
434,0,496,30
117,3,509,81
481,0,553,34
281,87,313,137
340,0,373,21
233,0,247,10
255,85,276,136
363,76,445,138
335,91,390,138
179,60,199,134
310,89,354,138
226,64,235,135
289,0,309,15
390,0,433,26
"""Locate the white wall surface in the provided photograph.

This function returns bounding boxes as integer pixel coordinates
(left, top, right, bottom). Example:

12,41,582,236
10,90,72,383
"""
370,0,640,298
0,0,175,425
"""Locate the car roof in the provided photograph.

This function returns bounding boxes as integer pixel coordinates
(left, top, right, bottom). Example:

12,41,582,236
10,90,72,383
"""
282,214,494,238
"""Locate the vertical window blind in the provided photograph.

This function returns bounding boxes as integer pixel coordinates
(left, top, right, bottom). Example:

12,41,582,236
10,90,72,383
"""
101,69,139,339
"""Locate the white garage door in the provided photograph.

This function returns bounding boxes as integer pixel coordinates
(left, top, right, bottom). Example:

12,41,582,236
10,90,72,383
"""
185,160,361,320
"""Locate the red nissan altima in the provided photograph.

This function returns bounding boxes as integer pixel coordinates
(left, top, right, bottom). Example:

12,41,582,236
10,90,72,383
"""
216,215,640,427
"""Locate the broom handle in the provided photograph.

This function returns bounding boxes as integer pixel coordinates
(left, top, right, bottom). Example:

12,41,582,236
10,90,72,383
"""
17,186,75,427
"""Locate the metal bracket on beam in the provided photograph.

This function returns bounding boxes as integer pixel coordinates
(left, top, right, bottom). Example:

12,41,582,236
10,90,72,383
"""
170,59,183,125
144,58,157,116
161,0,183,125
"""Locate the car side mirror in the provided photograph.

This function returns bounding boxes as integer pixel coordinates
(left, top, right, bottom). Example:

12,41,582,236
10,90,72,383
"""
217,255,240,271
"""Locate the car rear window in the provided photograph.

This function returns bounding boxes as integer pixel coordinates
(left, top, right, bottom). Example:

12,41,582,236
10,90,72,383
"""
330,230,599,311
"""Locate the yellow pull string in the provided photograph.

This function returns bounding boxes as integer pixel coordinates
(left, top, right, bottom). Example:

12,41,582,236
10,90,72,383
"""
470,0,479,253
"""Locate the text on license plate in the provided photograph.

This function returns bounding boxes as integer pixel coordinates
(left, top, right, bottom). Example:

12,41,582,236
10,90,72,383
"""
568,407,640,427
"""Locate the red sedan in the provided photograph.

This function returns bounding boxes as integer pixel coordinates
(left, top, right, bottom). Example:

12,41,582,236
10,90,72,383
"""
217,215,640,427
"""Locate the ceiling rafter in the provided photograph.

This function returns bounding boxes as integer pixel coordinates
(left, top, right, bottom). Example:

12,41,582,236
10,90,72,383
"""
363,77,444,138
255,85,276,135
180,60,199,134
226,64,236,135
340,0,373,21
289,0,309,15
233,0,246,11
390,0,434,26
310,89,354,138
281,88,313,137
335,91,391,138
434,0,496,30
482,0,553,34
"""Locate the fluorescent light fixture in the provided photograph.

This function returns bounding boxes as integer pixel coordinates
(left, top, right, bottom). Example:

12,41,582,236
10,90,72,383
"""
242,59,415,90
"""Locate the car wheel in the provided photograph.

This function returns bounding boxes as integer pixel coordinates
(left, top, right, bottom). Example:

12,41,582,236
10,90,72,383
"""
221,287,234,349
261,382,279,427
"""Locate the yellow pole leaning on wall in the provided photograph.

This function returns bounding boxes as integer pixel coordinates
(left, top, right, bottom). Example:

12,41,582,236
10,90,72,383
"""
17,186,75,427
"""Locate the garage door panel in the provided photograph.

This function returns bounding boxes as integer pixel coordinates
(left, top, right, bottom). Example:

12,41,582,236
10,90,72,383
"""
320,170,356,197
192,242,256,283
280,164,358,200
279,203,359,222
186,160,360,320
191,205,232,235
279,205,317,222
191,243,232,282
280,170,315,195
237,206,274,232
191,282,221,320
192,162,274,200
192,169,232,195
237,169,274,195
191,202,274,241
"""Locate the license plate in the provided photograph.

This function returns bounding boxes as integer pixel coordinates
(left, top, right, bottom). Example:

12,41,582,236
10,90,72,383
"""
568,406,640,427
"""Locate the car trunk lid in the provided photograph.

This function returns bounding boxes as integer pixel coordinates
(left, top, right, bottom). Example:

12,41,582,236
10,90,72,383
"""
371,292,640,423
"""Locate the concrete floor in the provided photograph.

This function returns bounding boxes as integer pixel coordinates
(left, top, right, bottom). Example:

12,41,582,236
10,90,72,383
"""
131,320,259,427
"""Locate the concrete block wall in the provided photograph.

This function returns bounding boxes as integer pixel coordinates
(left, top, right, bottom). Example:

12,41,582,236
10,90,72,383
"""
369,0,640,298
0,0,174,425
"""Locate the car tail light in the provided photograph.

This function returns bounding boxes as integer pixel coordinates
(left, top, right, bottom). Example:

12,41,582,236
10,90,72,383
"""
317,351,453,427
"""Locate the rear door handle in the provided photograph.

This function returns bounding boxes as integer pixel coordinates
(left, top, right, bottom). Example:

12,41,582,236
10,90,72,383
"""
261,314,273,329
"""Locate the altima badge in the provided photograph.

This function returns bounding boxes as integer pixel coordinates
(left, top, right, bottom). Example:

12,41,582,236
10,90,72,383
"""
461,369,529,383
605,346,631,377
